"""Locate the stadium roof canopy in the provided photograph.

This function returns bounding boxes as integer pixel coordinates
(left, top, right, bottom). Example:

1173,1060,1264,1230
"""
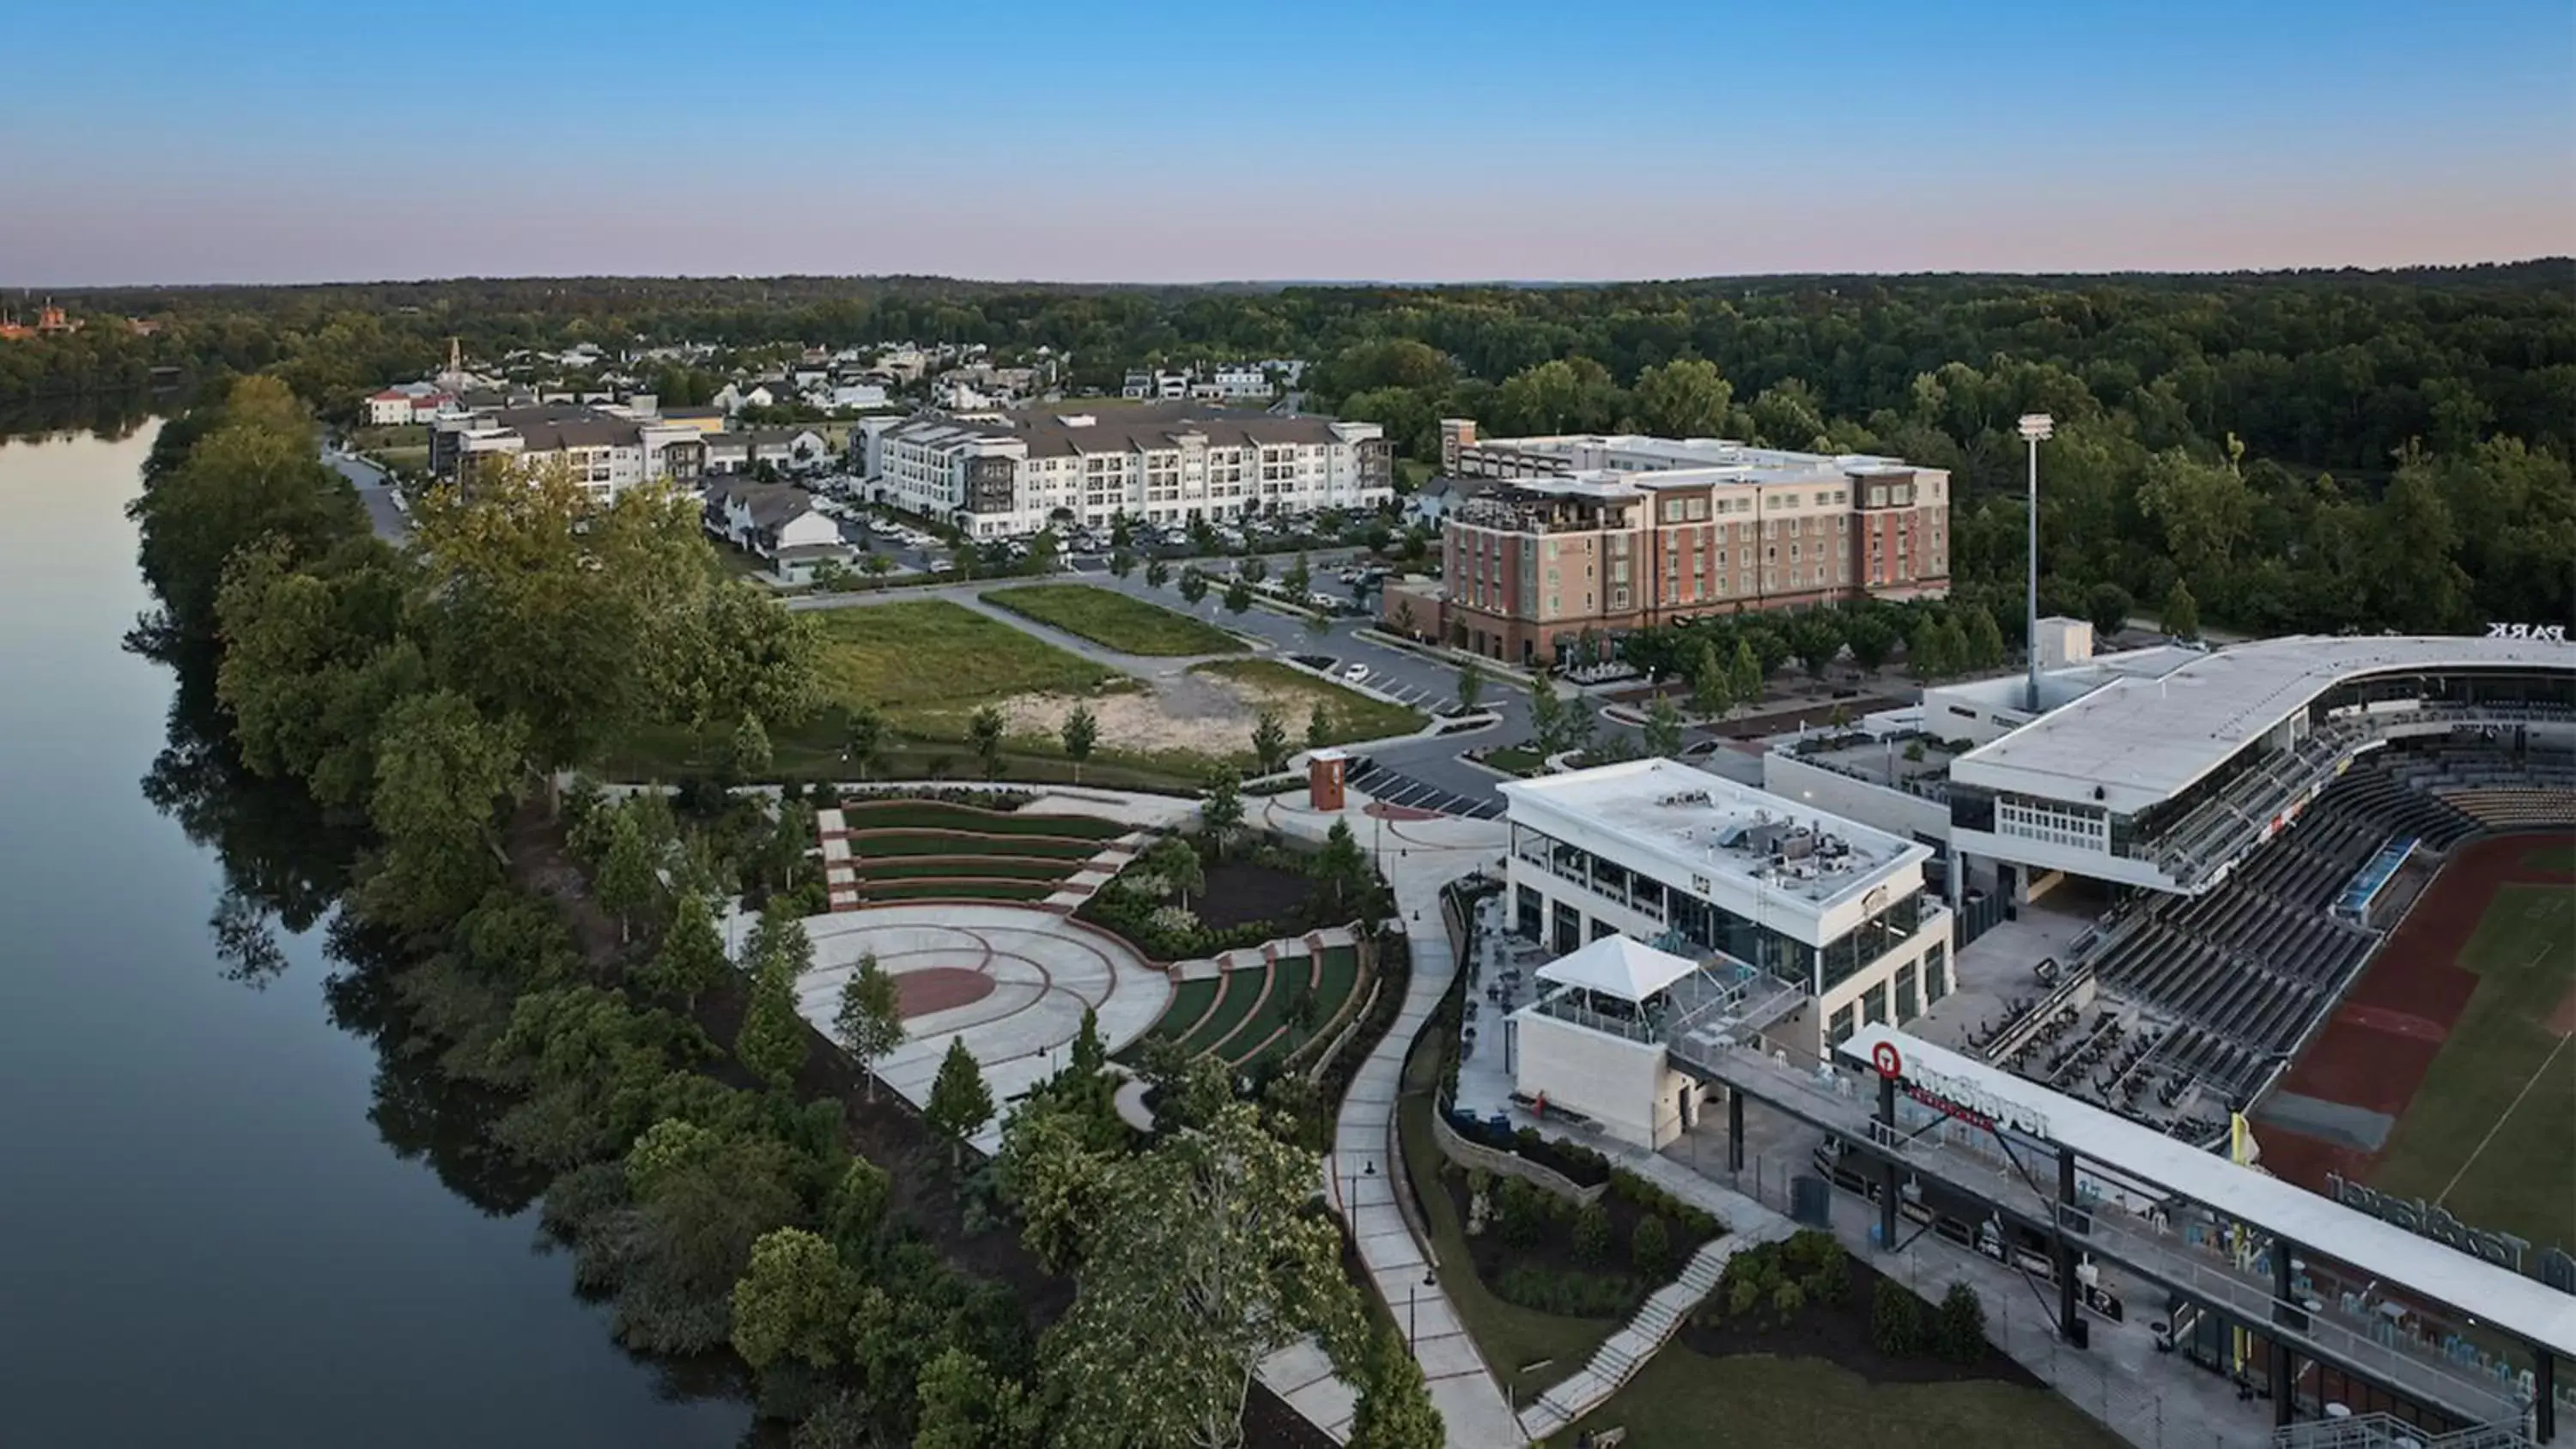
1839,1023,2576,1358
1949,634,2574,815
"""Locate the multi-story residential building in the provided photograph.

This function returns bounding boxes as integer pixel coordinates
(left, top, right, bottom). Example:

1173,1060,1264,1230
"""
427,401,705,500
1500,758,1954,1079
1121,363,1281,402
363,382,455,426
1402,421,1952,666
858,403,1391,537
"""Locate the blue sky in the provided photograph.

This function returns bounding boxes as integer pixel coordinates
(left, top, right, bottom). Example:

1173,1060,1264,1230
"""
2,0,2568,284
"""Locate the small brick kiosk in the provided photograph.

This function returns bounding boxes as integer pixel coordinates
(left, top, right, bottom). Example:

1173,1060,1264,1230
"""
1307,748,1349,812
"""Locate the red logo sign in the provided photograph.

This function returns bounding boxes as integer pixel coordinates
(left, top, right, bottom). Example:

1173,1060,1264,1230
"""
1870,1041,1904,1080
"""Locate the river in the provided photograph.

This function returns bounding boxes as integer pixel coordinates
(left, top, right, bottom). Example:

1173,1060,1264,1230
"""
0,423,749,1447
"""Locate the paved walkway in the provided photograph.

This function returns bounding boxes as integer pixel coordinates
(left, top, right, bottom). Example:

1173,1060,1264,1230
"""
1259,792,1525,1449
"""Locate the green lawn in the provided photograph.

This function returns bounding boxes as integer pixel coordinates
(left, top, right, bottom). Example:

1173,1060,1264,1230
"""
1176,967,1267,1058
852,856,1079,882
983,584,1246,657
1188,659,1427,746
860,878,1056,903
845,832,1105,861
838,801,1127,838
812,600,1120,731
1479,743,1546,777
1127,976,1221,1058
2518,841,2576,874
1226,944,1364,1068
2369,882,2576,1248
1398,1089,1618,1397
1554,1350,2123,1449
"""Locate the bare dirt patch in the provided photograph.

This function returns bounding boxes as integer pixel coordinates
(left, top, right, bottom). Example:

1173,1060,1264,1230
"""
997,668,1321,760
895,966,998,1020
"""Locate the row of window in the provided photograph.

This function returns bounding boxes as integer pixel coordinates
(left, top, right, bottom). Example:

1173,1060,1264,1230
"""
1826,943,1949,1046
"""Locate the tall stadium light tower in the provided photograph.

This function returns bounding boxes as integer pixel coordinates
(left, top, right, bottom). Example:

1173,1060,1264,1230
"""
2018,413,2054,713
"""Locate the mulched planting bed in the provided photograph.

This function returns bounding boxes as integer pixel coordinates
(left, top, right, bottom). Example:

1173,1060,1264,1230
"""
838,800,1127,838
848,831,1106,860
1681,1252,2045,1390
1197,858,1324,931
1438,1162,1719,1319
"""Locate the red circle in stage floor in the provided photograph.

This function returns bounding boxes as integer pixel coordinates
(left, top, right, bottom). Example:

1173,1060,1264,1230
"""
895,967,997,1020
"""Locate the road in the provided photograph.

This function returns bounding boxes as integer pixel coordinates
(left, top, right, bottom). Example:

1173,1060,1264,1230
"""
321,447,411,544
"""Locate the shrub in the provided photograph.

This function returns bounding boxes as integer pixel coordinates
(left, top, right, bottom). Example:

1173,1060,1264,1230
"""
1495,1180,1544,1250
1870,1279,1923,1357
1494,1265,1643,1319
1631,1215,1672,1276
1727,1274,1762,1319
1935,1282,1989,1363
1770,1279,1807,1321
1571,1203,1611,1264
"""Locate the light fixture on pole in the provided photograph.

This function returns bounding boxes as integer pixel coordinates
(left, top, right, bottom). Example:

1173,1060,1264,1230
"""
2017,413,2053,713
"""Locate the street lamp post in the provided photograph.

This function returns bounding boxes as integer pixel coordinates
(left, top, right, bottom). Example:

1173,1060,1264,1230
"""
2017,413,2053,713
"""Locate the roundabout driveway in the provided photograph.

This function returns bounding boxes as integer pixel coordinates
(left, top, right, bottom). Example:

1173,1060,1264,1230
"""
793,903,1171,1152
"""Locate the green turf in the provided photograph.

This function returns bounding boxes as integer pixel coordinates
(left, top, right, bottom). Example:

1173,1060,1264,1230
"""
1176,967,1267,1058
1479,743,1546,777
860,878,1056,903
1188,659,1426,745
1130,975,1221,1056
1398,1088,1618,1397
1553,1349,2125,1449
838,801,1127,838
2518,841,2576,874
811,599,1119,731
1211,951,1315,1064
2370,882,2576,1250
982,583,1246,657
848,832,1104,861
1230,945,1364,1069
854,856,1078,882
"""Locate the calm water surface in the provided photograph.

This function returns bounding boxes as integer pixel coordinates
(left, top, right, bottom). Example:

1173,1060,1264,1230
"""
0,425,747,1447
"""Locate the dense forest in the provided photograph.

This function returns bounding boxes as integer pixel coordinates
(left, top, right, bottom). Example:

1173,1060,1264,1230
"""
13,263,2572,635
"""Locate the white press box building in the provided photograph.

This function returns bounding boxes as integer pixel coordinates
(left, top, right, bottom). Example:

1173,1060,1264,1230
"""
1498,759,1953,1148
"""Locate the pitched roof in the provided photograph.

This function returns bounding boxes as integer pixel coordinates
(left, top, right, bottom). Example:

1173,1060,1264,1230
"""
708,479,815,530
1535,934,1704,1003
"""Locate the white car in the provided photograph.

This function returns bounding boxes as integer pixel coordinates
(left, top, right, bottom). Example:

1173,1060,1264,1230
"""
1341,663,1370,683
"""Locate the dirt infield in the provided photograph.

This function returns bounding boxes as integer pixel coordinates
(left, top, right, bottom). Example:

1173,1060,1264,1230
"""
896,967,998,1020
2258,831,2576,1196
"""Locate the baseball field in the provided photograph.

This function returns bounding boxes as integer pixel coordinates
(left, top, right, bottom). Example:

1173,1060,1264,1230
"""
2257,832,2576,1256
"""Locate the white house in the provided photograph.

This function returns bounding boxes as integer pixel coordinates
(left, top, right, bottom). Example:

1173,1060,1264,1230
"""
703,478,851,584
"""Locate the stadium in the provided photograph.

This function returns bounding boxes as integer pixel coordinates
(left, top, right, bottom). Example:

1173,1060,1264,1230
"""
1507,625,2576,1440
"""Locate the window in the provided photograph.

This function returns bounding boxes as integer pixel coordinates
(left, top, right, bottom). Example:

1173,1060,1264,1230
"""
1895,961,1920,1022
1515,885,1542,940
1662,499,1685,522
1925,943,1949,1004
1830,1005,1856,1046
1686,498,1710,521
1862,983,1888,1026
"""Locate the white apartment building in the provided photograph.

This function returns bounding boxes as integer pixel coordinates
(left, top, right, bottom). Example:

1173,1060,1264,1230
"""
858,403,1393,537
1499,759,1954,1063
430,402,705,500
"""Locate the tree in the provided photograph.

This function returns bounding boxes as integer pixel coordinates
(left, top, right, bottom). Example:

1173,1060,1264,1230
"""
1391,597,1417,638
1147,834,1206,909
1960,605,2005,670
1728,639,1763,712
2162,579,2202,640
1455,659,1485,714
641,892,730,1007
1844,612,1899,673
726,713,773,781
841,701,886,781
1200,767,1244,856
1282,551,1312,598
926,1037,995,1168
361,688,525,931
1643,694,1686,756
833,952,905,1101
1935,1281,1990,1364
1870,1279,1923,1356
1303,607,1334,646
1631,356,1738,440
1315,819,1370,909
736,950,808,1094
914,1345,1042,1449
1789,613,1844,680
1061,703,1100,783
1025,529,1060,575
1346,1329,1445,1449
2087,581,2133,640
1237,555,1267,584
1572,1202,1612,1264
1223,577,1255,615
808,557,854,592
1691,640,1733,718
746,895,816,979
1111,512,1135,548
1527,672,1566,755
1043,1100,1366,1449
730,1228,856,1373
1109,546,1135,579
1250,710,1290,773
1306,701,1334,752
968,705,1006,780
1632,1214,1672,1276
860,550,895,587
1178,567,1210,608
1145,556,1171,590
594,801,662,943
1911,615,1952,677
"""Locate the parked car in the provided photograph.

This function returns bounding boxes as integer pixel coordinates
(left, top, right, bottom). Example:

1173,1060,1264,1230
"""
1341,663,1370,683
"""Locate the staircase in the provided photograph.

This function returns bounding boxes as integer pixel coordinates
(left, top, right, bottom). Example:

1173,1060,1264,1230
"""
1517,1222,1792,1442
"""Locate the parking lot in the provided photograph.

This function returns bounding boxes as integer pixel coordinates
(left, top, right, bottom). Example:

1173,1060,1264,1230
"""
1345,758,1504,819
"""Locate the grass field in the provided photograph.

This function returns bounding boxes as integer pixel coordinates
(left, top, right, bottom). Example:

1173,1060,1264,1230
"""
1553,1349,2123,1449
1126,946,1362,1069
2369,882,2576,1246
983,584,1247,657
2519,841,2576,874
838,801,1127,838
854,856,1077,882
844,832,1103,860
813,600,1120,731
862,879,1055,903
1479,743,1547,777
1177,968,1266,1057
1188,659,1426,745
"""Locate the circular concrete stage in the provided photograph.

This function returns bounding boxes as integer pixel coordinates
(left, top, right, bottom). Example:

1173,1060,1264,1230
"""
793,904,1171,1153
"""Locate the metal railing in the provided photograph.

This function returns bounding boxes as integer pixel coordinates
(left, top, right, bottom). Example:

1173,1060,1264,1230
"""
2272,1413,2531,1449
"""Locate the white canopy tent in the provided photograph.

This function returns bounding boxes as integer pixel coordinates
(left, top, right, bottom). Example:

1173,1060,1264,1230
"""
1534,935,1702,1004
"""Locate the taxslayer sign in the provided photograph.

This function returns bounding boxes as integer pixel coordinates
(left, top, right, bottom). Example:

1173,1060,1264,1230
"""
2484,622,2568,643
1869,1041,2053,1141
